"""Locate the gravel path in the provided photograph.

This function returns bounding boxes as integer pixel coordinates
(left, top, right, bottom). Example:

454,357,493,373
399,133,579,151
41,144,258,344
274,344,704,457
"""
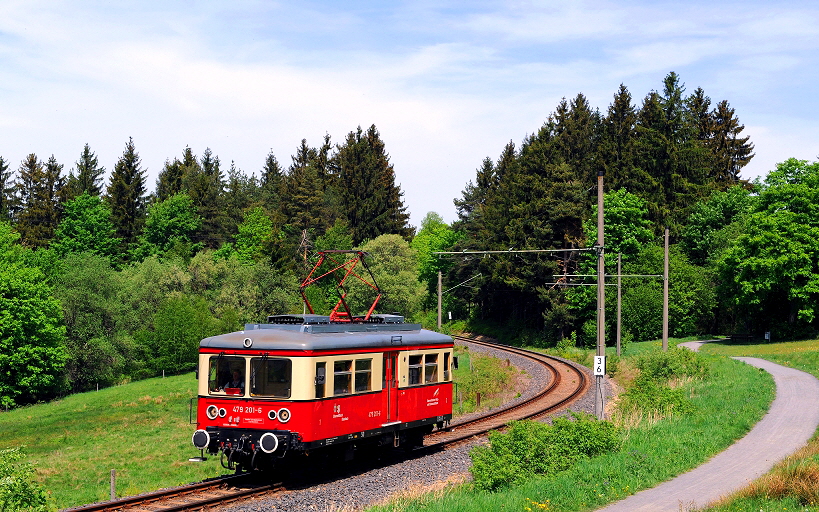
598,342,819,512
224,341,601,511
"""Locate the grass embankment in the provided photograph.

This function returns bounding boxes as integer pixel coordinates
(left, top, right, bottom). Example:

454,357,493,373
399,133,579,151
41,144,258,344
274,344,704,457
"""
371,339,775,512
0,374,228,508
452,345,520,416
701,339,819,511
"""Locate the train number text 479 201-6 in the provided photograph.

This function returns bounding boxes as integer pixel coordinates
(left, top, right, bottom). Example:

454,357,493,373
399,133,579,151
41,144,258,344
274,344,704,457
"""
232,406,263,414
368,410,381,418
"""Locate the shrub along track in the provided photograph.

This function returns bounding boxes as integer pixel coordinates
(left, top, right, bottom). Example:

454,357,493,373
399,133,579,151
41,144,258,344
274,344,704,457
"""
61,336,588,512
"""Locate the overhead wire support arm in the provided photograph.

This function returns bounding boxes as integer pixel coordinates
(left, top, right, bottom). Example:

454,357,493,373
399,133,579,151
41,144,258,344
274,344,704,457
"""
433,248,596,256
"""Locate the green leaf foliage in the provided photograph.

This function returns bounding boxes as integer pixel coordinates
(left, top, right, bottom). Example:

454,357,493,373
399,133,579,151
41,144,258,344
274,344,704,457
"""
51,193,120,260
410,212,463,303
681,185,755,265
719,160,819,335
347,234,426,318
0,447,49,511
616,346,707,418
132,193,203,261
470,414,620,491
0,259,67,408
234,206,273,264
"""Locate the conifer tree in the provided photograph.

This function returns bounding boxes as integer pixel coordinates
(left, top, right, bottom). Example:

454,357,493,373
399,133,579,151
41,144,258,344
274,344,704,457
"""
221,161,258,240
283,139,328,237
260,150,284,212
156,158,184,201
14,154,64,247
0,156,12,222
708,100,755,186
106,137,147,252
65,143,105,200
184,147,224,248
334,125,412,245
600,84,644,192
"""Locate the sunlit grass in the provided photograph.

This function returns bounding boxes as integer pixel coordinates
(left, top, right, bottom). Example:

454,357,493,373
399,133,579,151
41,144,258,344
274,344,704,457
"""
699,337,819,511
0,373,229,508
370,352,774,512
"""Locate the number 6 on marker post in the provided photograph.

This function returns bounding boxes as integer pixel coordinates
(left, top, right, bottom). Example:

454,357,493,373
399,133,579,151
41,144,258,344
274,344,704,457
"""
593,356,605,376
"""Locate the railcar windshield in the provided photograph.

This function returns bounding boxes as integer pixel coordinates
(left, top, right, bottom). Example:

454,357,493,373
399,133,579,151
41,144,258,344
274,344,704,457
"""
250,357,292,398
208,355,246,395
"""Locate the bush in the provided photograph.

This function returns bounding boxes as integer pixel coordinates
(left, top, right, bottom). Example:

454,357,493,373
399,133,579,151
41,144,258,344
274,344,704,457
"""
615,346,708,420
634,345,708,381
617,375,694,417
469,414,620,491
0,447,49,511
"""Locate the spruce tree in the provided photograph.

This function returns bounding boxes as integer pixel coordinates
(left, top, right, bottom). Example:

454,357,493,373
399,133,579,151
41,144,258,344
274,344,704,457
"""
283,139,327,237
334,125,412,245
260,150,284,212
708,100,755,186
221,161,259,241
156,158,184,201
0,156,12,222
106,137,147,252
184,147,224,248
600,84,644,192
15,154,64,247
65,144,105,200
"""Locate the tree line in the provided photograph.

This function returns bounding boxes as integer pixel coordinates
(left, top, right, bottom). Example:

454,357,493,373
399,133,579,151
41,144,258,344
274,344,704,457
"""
3,71,816,410
0,124,418,408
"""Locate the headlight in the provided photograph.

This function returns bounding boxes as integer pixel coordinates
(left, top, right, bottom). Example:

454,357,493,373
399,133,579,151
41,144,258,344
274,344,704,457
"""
267,409,277,420
206,405,219,420
277,408,291,423
218,407,227,418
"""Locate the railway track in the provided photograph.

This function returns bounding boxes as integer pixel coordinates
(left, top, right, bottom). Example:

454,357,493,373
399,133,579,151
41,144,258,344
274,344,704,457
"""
424,335,589,446
62,336,589,512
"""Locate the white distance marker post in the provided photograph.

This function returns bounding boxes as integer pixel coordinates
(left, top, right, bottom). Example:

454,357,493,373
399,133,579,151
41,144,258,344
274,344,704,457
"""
594,356,606,376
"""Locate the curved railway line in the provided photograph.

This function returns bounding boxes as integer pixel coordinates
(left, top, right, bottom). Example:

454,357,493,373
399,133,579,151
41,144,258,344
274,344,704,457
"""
62,336,589,512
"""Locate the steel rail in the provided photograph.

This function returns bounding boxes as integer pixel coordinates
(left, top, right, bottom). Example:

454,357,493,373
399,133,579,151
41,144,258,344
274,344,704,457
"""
424,335,589,446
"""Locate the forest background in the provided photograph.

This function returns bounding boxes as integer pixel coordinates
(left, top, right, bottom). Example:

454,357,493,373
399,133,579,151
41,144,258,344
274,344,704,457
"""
1,72,817,410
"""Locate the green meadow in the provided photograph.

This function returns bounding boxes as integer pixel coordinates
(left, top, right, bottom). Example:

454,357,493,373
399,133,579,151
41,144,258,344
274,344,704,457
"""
0,373,229,508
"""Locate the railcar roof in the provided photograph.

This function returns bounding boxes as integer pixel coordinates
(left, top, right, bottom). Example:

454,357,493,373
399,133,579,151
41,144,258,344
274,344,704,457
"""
199,314,452,351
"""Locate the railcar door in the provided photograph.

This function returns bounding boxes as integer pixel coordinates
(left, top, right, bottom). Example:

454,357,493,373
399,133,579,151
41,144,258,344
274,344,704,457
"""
383,352,399,422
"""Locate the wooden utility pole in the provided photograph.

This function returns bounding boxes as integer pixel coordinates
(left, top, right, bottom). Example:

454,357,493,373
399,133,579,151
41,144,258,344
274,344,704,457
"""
437,271,442,331
595,170,605,420
662,228,669,351
616,253,622,357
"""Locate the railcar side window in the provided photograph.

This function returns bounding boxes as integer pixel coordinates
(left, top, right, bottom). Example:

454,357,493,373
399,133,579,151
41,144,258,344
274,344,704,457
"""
249,358,292,398
424,354,439,383
444,352,451,381
408,355,422,385
315,362,326,399
355,359,372,392
334,360,352,395
208,355,246,395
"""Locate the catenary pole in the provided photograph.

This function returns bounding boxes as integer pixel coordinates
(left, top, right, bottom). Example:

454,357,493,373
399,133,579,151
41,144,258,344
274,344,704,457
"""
596,170,605,419
617,253,622,357
662,228,669,351
437,271,442,331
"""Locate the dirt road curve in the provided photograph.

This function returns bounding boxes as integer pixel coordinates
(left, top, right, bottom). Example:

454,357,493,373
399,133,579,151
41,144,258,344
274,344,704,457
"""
599,341,819,512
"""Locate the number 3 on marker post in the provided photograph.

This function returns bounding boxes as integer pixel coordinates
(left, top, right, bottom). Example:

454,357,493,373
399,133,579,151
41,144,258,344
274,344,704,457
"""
593,356,605,376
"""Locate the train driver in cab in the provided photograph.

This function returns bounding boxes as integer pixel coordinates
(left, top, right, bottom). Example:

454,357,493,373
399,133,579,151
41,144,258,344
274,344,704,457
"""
224,370,244,391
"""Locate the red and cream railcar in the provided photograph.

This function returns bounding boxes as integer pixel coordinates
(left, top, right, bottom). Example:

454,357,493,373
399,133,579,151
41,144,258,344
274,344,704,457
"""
191,313,453,470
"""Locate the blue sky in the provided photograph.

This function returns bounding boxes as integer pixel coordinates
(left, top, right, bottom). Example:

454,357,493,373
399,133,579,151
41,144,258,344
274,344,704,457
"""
1,1,817,227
